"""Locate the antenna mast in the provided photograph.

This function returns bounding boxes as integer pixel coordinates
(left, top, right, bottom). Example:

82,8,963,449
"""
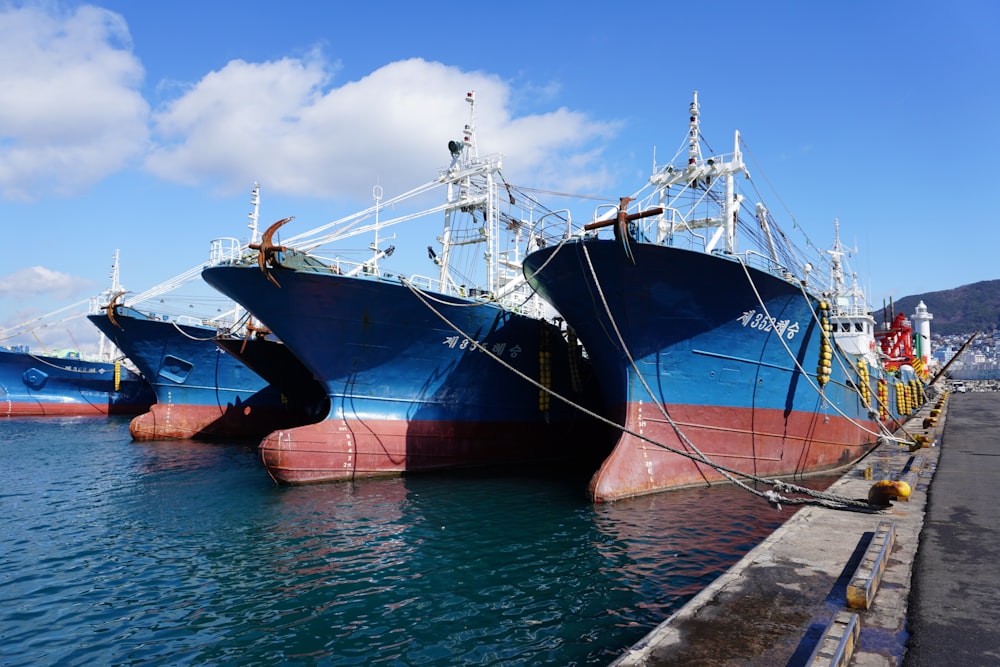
248,182,261,245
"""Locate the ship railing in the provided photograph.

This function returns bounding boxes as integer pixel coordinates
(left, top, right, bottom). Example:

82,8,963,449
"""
505,291,551,319
659,229,711,252
635,206,711,247
831,304,871,318
405,273,483,300
702,248,803,284
202,239,414,294
306,254,372,276
406,274,490,300
201,317,240,333
523,208,580,248
738,249,791,276
504,203,729,258
403,273,548,319
209,237,246,265
407,274,442,294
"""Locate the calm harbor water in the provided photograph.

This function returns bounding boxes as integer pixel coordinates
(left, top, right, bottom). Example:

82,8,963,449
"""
1,417,810,666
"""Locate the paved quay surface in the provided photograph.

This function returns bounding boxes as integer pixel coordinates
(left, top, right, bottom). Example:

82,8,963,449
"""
611,388,1000,666
904,391,1000,666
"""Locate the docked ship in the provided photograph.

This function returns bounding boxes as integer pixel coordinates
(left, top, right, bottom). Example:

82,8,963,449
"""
87,303,326,440
1,251,154,417
0,344,153,417
202,92,605,483
87,187,328,440
213,331,329,421
522,92,914,502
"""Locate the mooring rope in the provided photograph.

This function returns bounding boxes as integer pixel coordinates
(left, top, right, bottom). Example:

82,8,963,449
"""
400,269,884,513
169,320,223,342
788,274,912,444
736,258,904,445
578,243,882,511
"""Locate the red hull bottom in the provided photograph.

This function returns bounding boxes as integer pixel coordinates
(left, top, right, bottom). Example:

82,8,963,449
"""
589,403,879,502
259,416,577,484
130,402,311,441
4,401,116,417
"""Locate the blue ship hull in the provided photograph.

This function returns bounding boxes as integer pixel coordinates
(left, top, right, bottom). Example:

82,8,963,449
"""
213,336,329,417
0,346,153,417
523,240,900,501
87,308,325,440
202,264,607,483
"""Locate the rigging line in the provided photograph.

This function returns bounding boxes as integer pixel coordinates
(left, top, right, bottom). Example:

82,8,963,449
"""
739,257,900,444
738,136,826,268
579,239,878,509
168,320,223,342
400,237,580,314
1,309,89,342
398,287,494,309
787,273,913,444
25,352,111,373
580,241,756,490
401,269,878,512
795,277,902,441
511,186,617,204
576,245,874,508
509,232,583,307
738,137,801,231
405,282,542,319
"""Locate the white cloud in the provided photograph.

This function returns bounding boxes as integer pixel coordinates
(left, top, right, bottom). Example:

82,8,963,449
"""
0,5,148,200
0,265,96,300
0,6,617,205
147,57,618,201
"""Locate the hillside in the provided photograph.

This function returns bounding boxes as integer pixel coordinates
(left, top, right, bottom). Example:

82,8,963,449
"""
877,279,1000,336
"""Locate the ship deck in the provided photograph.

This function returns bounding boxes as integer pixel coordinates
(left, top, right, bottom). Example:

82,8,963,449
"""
611,389,1000,666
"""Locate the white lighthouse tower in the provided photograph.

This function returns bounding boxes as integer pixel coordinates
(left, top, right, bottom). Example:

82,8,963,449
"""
911,300,933,379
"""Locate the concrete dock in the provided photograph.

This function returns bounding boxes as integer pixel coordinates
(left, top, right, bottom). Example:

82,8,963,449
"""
611,390,1000,666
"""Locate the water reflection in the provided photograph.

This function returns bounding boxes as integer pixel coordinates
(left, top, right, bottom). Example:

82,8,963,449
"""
130,437,261,475
3,419,838,666
591,485,789,620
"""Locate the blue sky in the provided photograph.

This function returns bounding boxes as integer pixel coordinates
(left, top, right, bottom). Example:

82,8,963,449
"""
1,0,997,352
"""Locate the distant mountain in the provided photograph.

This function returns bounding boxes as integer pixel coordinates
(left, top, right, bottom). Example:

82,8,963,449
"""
876,279,1000,336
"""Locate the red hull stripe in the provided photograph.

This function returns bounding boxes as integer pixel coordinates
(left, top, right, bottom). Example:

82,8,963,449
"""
3,401,112,417
129,402,313,441
259,417,575,484
589,402,878,502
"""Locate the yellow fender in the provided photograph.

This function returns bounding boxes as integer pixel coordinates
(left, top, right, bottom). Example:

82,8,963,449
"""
868,480,912,505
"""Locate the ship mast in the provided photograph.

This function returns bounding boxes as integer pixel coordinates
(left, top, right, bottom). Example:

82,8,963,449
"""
650,91,745,254
97,249,123,361
248,182,260,246
724,128,743,254
237,183,262,329
344,183,397,277
687,91,702,173
685,90,746,253
370,183,383,274
828,218,846,294
439,90,498,294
